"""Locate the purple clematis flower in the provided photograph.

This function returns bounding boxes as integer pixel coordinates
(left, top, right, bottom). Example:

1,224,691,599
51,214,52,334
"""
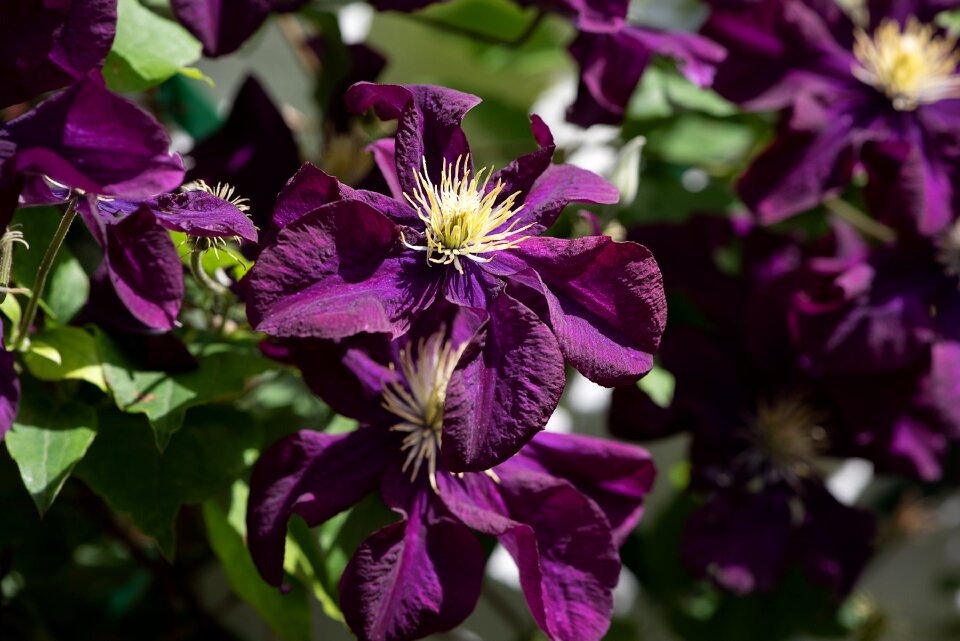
704,0,960,236
0,320,20,442
247,308,655,641
171,0,308,57
788,222,960,480
244,83,667,389
0,0,117,109
568,25,727,126
3,78,255,330
611,215,876,595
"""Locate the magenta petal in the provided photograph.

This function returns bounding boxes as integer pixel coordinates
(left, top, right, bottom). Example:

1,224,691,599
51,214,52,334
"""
150,190,257,242
0,0,117,109
442,467,620,641
506,235,666,386
488,115,555,208
738,108,856,224
518,163,619,232
367,138,403,199
516,432,655,546
442,293,565,472
0,321,20,442
3,79,184,198
244,199,438,338
345,82,481,196
340,493,484,641
247,428,394,586
270,163,346,231
98,205,184,330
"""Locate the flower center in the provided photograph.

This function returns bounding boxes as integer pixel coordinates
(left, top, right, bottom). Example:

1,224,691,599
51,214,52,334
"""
750,394,828,481
936,218,960,279
852,18,960,110
381,331,464,492
402,156,532,274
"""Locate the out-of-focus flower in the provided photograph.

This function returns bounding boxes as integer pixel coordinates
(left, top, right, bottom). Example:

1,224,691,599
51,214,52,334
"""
0,320,20,441
248,308,655,641
568,25,726,126
170,0,308,57
0,0,117,109
611,215,876,595
705,0,960,235
244,83,667,390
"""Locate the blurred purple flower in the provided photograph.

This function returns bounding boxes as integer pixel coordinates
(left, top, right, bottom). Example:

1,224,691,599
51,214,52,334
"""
568,26,726,126
0,0,117,109
0,320,20,441
611,215,876,595
248,309,655,641
170,0,308,57
705,0,960,235
244,83,667,387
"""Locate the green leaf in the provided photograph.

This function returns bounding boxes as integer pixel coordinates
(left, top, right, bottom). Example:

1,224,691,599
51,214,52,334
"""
75,406,258,557
103,0,202,93
637,364,676,409
203,482,311,641
23,327,107,391
5,398,98,515
95,330,269,449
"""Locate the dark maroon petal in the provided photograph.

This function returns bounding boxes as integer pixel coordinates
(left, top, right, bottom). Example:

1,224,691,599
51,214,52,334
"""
516,163,619,233
340,493,484,641
515,431,655,546
929,341,960,436
171,0,305,57
488,115,554,206
270,163,346,231
98,205,184,331
3,79,184,198
367,138,403,199
867,0,958,28
608,384,680,441
244,199,438,338
505,235,666,386
683,488,793,594
150,190,257,242
738,104,856,224
452,464,621,641
442,293,565,472
568,26,725,127
188,76,301,236
861,136,958,238
797,484,875,595
247,428,394,586
0,0,117,109
345,83,481,196
0,321,20,442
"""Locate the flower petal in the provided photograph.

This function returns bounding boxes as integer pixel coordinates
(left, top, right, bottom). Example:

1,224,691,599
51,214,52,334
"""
515,431,655,546
247,428,395,586
345,82,481,196
171,0,305,57
516,163,619,232
150,190,258,242
340,491,484,641
0,321,20,441
244,199,438,338
441,292,565,472
0,0,117,109
504,235,666,386
3,79,184,199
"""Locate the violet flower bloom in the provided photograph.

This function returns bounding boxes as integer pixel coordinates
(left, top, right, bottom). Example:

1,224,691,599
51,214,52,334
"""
568,26,726,126
171,0,308,57
245,83,667,391
2,78,255,330
789,224,960,480
0,320,20,442
704,0,960,235
248,309,655,641
610,215,875,596
0,0,117,109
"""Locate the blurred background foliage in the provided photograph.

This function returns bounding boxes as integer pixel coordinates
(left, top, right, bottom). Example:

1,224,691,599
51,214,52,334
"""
2,1,960,640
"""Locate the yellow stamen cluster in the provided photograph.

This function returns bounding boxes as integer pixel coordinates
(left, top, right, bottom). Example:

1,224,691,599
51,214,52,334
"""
190,179,251,212
852,18,960,110
751,394,828,481
381,331,465,493
402,156,531,274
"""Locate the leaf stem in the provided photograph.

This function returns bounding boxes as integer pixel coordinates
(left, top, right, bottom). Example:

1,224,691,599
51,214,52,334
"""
12,200,78,350
824,198,897,244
